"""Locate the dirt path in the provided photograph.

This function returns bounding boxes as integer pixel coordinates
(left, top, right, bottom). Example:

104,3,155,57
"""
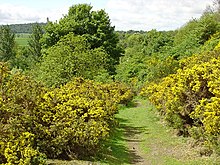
117,99,219,165
123,125,148,165
117,100,152,165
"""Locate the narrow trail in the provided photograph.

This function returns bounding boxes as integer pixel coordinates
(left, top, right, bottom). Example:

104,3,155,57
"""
123,123,147,165
117,100,153,165
116,99,219,165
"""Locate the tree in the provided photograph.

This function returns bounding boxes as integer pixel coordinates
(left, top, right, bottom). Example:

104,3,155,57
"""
206,0,220,13
115,30,177,91
214,0,220,12
34,33,108,87
0,25,16,62
41,4,123,74
28,23,44,60
143,30,175,56
172,13,220,59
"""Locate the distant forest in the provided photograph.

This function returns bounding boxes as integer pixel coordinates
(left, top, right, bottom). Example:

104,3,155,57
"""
1,23,46,33
2,23,147,34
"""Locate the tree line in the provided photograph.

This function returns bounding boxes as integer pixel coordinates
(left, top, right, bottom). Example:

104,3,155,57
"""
0,23,46,34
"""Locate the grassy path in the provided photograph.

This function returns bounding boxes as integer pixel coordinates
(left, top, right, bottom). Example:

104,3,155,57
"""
48,98,219,164
106,98,219,165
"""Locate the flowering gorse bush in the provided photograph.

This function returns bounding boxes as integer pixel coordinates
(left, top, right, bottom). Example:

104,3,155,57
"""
141,49,220,153
0,62,133,163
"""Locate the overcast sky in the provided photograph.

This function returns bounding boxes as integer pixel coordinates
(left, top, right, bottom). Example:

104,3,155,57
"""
0,0,214,31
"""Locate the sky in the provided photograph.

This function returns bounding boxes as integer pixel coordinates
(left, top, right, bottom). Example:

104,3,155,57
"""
0,0,214,31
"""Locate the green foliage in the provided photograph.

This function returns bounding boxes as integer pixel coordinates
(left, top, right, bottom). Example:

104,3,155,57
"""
41,4,123,73
115,30,177,91
143,29,175,56
115,50,146,90
123,32,145,49
10,46,41,72
28,23,44,59
0,25,16,63
34,33,108,87
172,13,220,59
0,27,36,71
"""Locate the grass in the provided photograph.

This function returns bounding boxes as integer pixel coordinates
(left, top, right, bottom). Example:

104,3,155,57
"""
15,33,30,46
47,98,220,164
116,98,220,165
95,120,132,165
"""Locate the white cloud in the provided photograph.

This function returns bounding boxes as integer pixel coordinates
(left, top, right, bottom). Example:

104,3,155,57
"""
0,3,68,24
0,4,39,24
105,0,213,31
0,0,214,31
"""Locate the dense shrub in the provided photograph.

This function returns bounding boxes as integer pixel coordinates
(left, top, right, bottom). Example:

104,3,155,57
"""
115,30,177,92
0,62,46,164
36,78,133,158
0,62,133,163
140,50,220,153
0,132,46,165
34,33,109,87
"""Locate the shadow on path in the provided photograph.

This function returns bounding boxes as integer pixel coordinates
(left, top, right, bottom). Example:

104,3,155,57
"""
98,117,148,165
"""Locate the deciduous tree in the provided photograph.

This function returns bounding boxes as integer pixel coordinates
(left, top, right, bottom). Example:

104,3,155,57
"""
41,4,123,73
35,33,108,87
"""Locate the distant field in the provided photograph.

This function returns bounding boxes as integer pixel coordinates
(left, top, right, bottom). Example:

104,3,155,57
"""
15,33,30,46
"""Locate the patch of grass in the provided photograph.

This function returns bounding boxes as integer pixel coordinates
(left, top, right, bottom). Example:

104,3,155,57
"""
15,33,30,46
95,120,132,165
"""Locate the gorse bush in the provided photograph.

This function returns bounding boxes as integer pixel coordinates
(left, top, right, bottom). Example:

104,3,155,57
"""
140,49,220,153
37,78,133,158
0,62,133,163
0,62,46,164
0,132,46,165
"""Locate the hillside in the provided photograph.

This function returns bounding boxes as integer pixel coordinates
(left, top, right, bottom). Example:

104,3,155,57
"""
0,22,46,33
